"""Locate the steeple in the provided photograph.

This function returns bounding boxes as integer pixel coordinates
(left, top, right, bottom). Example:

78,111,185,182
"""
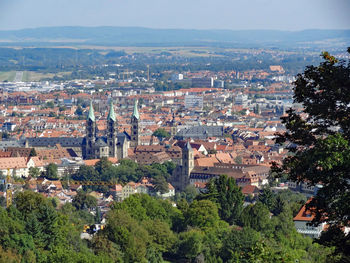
185,141,192,150
132,99,140,120
107,100,116,122
130,99,140,147
88,101,95,122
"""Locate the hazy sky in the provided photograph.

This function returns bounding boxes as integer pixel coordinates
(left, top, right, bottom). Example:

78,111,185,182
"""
0,0,349,31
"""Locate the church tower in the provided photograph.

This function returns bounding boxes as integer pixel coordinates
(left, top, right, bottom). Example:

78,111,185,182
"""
84,101,96,159
170,111,177,137
107,100,118,158
130,99,140,147
182,141,194,177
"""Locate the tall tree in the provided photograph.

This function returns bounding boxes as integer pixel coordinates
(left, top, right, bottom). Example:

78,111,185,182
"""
199,175,244,224
272,48,350,260
44,163,59,180
258,187,276,211
153,175,169,194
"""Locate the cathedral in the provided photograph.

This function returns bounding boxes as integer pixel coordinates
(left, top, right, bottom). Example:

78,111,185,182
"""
82,99,140,160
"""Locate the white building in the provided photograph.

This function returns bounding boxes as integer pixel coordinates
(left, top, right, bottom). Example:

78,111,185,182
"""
293,200,327,238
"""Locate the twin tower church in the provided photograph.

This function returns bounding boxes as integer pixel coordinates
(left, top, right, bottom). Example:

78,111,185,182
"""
81,99,195,190
82,100,140,160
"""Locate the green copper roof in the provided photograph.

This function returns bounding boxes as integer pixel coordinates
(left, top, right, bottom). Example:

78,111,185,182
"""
107,101,116,122
132,99,140,120
87,101,95,122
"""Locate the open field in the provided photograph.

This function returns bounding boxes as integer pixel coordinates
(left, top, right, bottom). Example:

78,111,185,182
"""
0,71,16,81
0,71,71,82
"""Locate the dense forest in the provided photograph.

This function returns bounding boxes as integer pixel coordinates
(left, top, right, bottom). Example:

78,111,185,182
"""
0,174,333,263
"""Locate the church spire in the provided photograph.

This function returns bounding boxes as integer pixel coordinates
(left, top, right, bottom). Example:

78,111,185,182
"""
132,99,140,120
87,101,95,122
107,100,116,122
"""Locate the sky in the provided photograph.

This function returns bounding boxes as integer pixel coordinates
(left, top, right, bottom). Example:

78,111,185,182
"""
0,0,349,31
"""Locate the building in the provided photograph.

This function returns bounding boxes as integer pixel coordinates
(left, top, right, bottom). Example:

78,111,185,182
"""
82,100,134,160
171,74,184,82
191,77,214,88
184,95,203,109
175,125,224,140
293,199,327,238
130,99,141,148
114,177,175,201
171,142,194,191
235,93,248,105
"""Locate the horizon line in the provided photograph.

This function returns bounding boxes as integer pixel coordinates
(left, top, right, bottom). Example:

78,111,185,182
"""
1,25,350,32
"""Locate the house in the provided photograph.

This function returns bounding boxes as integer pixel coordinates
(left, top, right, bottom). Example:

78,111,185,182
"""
113,177,175,201
0,157,43,177
241,185,260,198
293,199,327,238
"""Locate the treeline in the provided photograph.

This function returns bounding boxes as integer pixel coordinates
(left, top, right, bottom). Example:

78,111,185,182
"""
70,158,176,194
0,174,334,263
0,47,321,78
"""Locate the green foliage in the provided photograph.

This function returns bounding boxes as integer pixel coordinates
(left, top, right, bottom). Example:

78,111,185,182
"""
72,191,97,210
153,128,170,140
0,188,332,263
199,174,244,224
184,200,223,230
28,167,40,178
71,159,175,194
240,202,271,232
104,209,150,262
153,175,169,194
258,187,276,211
174,184,199,203
176,229,205,260
44,163,59,180
273,48,350,261
220,227,261,262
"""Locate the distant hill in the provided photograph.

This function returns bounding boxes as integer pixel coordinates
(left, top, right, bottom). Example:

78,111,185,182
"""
0,26,349,48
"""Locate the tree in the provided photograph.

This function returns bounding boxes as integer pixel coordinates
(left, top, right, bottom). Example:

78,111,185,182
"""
153,128,170,141
75,105,83,116
258,187,276,211
72,165,99,181
272,48,350,260
240,202,271,232
176,229,205,261
72,191,97,210
184,200,221,229
44,163,58,180
153,175,169,194
199,175,244,224
95,157,113,175
220,227,261,262
28,167,40,178
46,101,55,108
